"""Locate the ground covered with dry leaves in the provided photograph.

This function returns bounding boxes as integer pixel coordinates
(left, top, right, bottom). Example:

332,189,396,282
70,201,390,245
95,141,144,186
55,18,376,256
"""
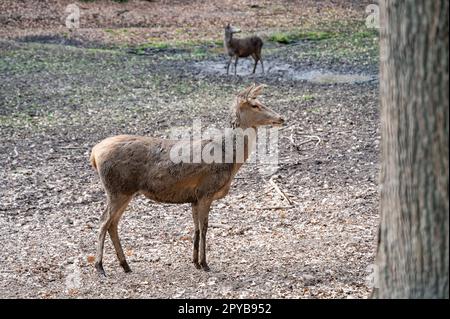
0,0,380,298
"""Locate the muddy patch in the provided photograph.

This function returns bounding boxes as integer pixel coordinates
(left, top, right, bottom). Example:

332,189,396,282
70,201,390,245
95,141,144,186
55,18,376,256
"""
127,46,189,56
294,70,375,84
194,59,376,84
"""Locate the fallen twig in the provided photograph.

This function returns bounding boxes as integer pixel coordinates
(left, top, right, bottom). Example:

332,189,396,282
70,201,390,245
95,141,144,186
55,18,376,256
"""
260,205,293,210
282,134,322,151
209,223,232,230
233,226,252,235
268,176,294,206
59,146,86,149
278,124,296,132
303,135,322,147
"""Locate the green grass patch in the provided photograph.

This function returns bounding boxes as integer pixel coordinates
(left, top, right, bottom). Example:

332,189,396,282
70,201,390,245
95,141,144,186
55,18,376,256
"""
308,107,321,114
104,28,131,37
127,38,224,59
191,47,208,58
268,30,334,44
283,24,379,64
139,41,170,50
0,111,57,129
301,94,315,101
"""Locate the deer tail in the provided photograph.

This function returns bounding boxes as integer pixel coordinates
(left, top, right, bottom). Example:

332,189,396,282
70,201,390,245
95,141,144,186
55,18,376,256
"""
90,149,98,171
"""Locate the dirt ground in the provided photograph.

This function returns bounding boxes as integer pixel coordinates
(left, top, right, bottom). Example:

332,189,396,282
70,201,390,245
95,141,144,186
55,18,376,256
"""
0,0,380,298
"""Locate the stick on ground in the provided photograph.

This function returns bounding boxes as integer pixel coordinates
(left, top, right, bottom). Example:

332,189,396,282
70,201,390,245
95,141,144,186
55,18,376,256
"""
268,176,294,206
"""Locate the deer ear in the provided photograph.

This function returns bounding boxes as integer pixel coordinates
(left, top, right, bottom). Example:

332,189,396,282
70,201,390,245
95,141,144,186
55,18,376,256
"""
249,84,266,98
238,84,256,100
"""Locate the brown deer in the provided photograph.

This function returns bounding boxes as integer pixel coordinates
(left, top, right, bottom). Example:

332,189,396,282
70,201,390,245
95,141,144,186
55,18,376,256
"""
224,24,264,75
90,84,284,276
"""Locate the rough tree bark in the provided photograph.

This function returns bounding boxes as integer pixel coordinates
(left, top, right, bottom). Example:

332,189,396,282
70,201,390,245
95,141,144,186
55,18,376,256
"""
375,0,449,298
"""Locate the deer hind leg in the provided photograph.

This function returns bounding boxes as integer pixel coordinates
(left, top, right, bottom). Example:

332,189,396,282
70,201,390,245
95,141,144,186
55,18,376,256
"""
108,196,132,272
95,207,109,276
234,56,239,76
192,203,201,269
95,193,131,276
251,54,259,74
197,199,212,271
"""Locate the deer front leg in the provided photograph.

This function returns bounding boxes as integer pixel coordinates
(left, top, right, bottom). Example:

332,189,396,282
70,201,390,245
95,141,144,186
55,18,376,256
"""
255,51,264,74
226,56,233,75
195,199,212,271
234,56,239,76
192,203,201,269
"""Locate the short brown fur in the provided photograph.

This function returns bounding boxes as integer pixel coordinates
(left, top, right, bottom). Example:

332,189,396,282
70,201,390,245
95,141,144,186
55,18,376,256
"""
91,84,284,275
224,24,264,75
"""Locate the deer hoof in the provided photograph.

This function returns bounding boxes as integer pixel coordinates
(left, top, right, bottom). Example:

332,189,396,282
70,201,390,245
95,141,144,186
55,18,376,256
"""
95,262,107,277
193,262,202,270
121,261,132,273
201,263,210,272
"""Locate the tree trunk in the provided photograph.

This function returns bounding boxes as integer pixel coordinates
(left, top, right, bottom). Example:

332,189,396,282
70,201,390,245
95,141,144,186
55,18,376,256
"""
375,0,449,298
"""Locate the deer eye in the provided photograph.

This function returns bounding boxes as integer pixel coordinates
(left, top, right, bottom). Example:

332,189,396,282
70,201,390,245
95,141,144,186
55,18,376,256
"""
251,104,259,109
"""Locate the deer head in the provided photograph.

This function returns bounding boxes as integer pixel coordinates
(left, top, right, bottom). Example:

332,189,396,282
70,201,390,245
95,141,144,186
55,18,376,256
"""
224,24,241,37
231,84,285,129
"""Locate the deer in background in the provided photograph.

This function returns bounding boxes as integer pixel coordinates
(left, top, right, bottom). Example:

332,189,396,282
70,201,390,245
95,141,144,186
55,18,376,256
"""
224,24,264,75
90,84,284,276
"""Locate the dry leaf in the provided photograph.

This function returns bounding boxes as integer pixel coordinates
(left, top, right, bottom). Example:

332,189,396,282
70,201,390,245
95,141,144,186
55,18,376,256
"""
87,255,95,264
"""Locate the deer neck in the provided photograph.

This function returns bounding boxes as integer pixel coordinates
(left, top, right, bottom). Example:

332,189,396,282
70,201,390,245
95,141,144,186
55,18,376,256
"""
227,127,256,178
228,101,258,166
224,33,233,49
240,126,257,163
226,124,257,163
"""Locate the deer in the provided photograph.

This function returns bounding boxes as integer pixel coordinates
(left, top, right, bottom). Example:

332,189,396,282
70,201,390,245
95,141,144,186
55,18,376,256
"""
224,24,264,76
90,84,284,276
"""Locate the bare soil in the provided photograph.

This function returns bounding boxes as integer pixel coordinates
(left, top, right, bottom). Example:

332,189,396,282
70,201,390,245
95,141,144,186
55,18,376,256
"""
0,0,380,299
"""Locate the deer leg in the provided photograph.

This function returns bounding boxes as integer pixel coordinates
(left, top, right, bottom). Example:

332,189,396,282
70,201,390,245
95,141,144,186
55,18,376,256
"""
95,194,130,277
197,199,212,271
192,203,201,269
234,56,239,76
95,207,109,276
226,56,233,75
252,56,258,74
256,52,264,74
108,196,132,273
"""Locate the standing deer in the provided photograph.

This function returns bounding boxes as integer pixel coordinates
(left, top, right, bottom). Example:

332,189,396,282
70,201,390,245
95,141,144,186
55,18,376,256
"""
90,84,284,276
224,24,264,75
